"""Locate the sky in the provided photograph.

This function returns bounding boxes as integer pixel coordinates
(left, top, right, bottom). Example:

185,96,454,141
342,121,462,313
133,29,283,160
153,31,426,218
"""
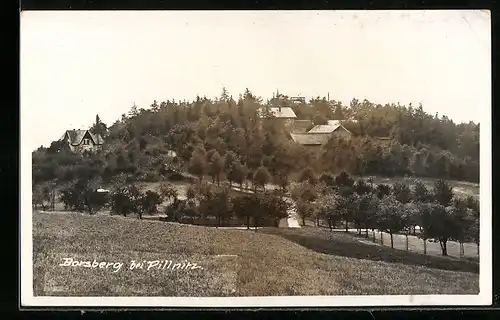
20,10,491,149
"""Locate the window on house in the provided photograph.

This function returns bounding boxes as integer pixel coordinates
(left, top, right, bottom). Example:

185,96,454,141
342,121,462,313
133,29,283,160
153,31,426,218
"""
83,139,90,145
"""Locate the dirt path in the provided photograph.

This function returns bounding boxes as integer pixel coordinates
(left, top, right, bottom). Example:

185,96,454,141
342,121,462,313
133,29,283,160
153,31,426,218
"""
283,197,301,228
330,228,479,259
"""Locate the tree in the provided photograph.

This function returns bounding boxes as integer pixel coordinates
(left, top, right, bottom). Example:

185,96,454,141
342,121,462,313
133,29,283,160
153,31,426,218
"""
296,200,314,226
412,180,432,203
254,166,271,191
159,183,178,204
319,173,335,187
199,187,231,227
315,193,342,231
139,190,163,215
464,195,480,255
110,186,135,217
46,181,57,211
231,195,254,229
125,185,146,219
83,188,109,215
334,193,358,232
90,114,108,137
271,146,296,191
334,171,355,197
228,161,247,189
188,150,207,182
208,151,224,185
465,195,480,215
377,196,406,249
402,202,419,250
469,214,480,257
355,194,380,238
433,179,454,206
224,151,237,186
449,199,475,258
260,192,290,227
313,114,328,125
335,171,354,187
334,104,345,120
33,182,53,211
274,168,291,192
290,181,319,226
375,183,391,199
60,181,84,212
392,182,411,204
165,198,196,223
353,179,372,195
415,202,432,254
47,140,71,155
350,193,379,237
298,167,317,185
60,178,107,215
419,202,454,256
250,193,267,231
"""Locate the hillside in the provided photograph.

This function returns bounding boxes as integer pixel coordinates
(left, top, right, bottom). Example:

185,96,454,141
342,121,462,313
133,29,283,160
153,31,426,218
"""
33,212,479,296
32,91,479,194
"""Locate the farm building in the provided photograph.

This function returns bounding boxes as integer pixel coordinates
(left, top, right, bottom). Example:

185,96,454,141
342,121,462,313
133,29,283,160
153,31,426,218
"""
290,132,332,147
59,129,104,153
258,106,297,131
290,121,352,147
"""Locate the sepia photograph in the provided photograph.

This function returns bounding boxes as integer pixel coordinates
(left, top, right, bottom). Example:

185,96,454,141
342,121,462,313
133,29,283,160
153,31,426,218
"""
20,10,491,307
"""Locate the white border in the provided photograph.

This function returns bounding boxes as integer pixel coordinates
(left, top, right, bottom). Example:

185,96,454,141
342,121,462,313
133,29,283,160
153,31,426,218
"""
20,16,492,309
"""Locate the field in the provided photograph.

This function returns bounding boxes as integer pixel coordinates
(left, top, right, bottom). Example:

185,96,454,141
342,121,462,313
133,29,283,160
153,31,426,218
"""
33,211,479,297
356,175,479,198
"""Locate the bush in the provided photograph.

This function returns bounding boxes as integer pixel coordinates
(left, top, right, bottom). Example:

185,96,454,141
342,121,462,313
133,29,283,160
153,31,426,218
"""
60,178,107,214
139,190,163,214
299,167,317,185
110,186,135,217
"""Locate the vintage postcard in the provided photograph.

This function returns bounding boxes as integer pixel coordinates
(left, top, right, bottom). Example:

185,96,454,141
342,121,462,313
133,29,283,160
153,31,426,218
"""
20,10,491,307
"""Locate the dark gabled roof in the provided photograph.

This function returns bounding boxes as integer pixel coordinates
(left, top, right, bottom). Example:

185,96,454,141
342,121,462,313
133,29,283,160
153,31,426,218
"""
90,132,104,145
60,129,104,146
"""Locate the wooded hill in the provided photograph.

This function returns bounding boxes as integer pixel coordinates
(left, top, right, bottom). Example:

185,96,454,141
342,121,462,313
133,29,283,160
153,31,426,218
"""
32,88,479,188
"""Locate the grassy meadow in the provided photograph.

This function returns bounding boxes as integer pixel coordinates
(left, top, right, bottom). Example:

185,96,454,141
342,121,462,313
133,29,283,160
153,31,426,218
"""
33,211,479,297
357,175,479,198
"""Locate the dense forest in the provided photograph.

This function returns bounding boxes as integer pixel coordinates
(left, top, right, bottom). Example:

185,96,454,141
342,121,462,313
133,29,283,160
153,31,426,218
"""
32,88,479,190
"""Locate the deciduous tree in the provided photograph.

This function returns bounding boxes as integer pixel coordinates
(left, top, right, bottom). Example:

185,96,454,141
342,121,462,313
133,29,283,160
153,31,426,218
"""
377,196,406,249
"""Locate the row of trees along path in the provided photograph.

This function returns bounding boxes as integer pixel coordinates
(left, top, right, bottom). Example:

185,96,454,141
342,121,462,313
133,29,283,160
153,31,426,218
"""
292,171,479,258
35,164,478,258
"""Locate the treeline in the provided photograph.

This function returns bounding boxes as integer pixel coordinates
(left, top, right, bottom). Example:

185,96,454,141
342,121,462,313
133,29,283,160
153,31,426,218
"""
33,174,290,229
32,88,479,191
293,171,480,257
33,167,480,258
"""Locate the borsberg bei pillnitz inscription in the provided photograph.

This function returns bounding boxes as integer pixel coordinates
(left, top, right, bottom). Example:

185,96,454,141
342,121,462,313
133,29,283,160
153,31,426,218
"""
59,258,204,273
